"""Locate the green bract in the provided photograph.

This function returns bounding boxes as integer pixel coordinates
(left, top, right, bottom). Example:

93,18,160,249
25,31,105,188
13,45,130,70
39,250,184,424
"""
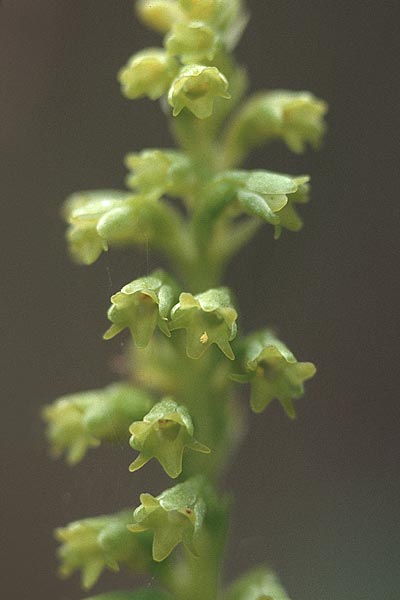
56,512,152,589
119,49,179,100
104,270,178,347
129,398,210,478
169,287,238,359
50,2,327,598
233,330,316,417
168,65,230,119
43,383,154,464
128,478,205,561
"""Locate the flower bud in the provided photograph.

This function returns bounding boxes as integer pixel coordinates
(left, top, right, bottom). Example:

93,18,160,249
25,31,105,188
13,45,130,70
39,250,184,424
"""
128,478,205,561
226,566,291,600
55,511,152,589
166,21,218,64
232,330,316,417
168,65,230,119
63,190,129,265
125,149,193,200
119,49,179,100
43,383,154,464
104,270,179,347
169,287,237,360
136,0,184,34
129,399,210,478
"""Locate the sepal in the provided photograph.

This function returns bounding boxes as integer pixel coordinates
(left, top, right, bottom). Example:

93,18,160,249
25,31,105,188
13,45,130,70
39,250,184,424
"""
119,49,179,100
168,65,230,119
225,566,292,600
169,287,238,359
273,176,310,239
43,383,154,464
56,511,152,589
128,477,206,561
129,398,210,478
104,270,179,347
232,330,316,417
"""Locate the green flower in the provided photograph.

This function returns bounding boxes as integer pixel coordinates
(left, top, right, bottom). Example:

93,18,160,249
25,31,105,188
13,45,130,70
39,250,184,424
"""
119,49,178,100
166,21,218,64
56,512,152,589
63,190,130,265
268,90,328,153
169,287,238,360
231,170,299,225
104,271,178,347
129,399,210,478
125,149,193,200
43,383,154,464
225,566,292,600
128,478,205,561
168,65,230,119
232,330,316,417
136,0,184,34
224,90,327,165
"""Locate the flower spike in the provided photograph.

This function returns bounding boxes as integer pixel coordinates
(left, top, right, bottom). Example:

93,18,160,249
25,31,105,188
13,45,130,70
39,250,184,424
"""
129,399,210,478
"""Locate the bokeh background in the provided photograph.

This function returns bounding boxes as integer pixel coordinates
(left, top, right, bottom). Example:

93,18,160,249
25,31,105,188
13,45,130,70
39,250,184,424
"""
1,1,398,599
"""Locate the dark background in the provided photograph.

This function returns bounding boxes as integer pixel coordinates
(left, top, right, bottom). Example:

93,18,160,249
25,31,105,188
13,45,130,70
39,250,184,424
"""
1,1,399,599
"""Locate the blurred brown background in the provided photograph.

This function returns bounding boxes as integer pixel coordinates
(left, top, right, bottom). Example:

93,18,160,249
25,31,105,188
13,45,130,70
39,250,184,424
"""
1,1,399,599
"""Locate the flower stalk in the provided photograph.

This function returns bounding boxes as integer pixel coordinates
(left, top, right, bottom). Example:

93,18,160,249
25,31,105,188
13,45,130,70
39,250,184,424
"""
44,2,327,599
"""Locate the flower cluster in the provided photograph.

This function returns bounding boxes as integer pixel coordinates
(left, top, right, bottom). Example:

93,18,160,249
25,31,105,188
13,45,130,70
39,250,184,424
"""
105,274,238,360
118,0,247,119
